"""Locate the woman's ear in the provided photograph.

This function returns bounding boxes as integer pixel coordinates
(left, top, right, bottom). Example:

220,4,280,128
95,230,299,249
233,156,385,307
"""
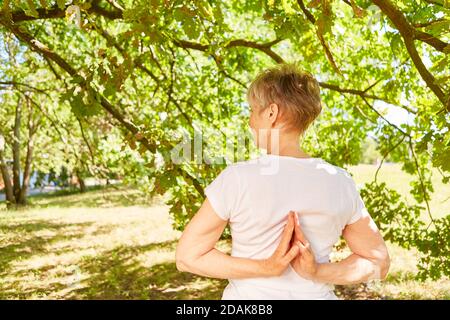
268,103,279,125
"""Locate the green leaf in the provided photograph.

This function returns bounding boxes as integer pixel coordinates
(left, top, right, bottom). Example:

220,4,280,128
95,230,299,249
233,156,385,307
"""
39,0,48,8
281,0,295,14
70,75,85,84
25,0,39,18
69,93,85,117
103,82,115,98
57,0,66,10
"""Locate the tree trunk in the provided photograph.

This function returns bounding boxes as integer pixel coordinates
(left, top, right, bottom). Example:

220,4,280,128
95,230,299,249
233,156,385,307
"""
0,149,15,207
18,97,39,206
18,136,34,205
12,98,21,203
76,170,86,193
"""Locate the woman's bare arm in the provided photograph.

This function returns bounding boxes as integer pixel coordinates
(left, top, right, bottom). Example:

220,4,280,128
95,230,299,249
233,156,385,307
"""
176,200,300,279
290,213,390,285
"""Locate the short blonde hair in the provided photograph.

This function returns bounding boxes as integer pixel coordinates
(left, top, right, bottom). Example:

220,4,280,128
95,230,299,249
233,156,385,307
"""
247,63,322,133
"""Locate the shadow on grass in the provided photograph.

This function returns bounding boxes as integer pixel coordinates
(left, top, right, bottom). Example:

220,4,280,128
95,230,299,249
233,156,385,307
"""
1,184,160,210
73,242,390,300
0,220,96,273
72,241,227,300
385,270,418,284
0,218,385,300
335,284,384,300
0,186,398,300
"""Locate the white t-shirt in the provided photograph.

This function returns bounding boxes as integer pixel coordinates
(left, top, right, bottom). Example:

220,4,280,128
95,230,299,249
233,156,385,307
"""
204,154,369,299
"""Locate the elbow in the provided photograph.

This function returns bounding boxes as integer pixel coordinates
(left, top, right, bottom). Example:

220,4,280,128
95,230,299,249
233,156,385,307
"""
175,246,194,273
175,250,190,272
175,238,187,272
380,255,391,280
363,248,390,282
377,252,391,280
176,257,189,272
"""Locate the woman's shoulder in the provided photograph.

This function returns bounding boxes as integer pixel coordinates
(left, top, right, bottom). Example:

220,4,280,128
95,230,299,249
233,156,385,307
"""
217,158,263,182
317,161,361,192
224,156,263,169
317,160,353,178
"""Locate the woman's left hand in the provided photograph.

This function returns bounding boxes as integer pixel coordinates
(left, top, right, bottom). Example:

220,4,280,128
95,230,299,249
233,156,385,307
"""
290,212,319,281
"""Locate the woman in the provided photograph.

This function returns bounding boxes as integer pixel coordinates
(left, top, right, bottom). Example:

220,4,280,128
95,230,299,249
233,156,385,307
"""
176,64,390,299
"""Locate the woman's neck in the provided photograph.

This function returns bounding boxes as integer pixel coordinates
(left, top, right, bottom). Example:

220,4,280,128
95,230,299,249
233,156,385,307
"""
265,133,311,159
267,148,311,159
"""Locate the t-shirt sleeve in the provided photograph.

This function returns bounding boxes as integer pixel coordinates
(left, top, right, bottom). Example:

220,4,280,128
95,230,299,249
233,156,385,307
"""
347,180,370,225
204,166,240,221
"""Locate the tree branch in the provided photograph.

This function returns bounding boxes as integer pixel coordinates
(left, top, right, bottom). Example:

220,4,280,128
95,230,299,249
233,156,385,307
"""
372,0,449,112
296,0,342,74
412,18,447,28
319,81,416,114
414,29,450,53
173,38,286,64
77,117,96,164
1,20,205,197
374,135,406,182
341,0,449,52
0,81,51,96
174,37,416,113
361,96,436,227
5,1,123,23
21,90,98,177
423,0,445,7
297,0,316,24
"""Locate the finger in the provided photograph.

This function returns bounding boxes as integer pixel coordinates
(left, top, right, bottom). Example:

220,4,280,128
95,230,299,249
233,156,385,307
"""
298,241,306,252
298,241,314,260
289,217,297,246
290,232,298,250
283,242,301,263
278,212,295,254
294,212,308,245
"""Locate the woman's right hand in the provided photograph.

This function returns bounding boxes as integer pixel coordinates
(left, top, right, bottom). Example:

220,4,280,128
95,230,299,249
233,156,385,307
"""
263,211,301,276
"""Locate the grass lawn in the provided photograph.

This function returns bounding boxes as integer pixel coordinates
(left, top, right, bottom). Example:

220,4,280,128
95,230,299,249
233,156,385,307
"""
348,163,449,221
0,164,449,299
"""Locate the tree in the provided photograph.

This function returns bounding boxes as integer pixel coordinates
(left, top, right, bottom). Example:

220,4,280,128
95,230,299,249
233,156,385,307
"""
0,0,448,279
0,30,133,203
0,35,43,206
